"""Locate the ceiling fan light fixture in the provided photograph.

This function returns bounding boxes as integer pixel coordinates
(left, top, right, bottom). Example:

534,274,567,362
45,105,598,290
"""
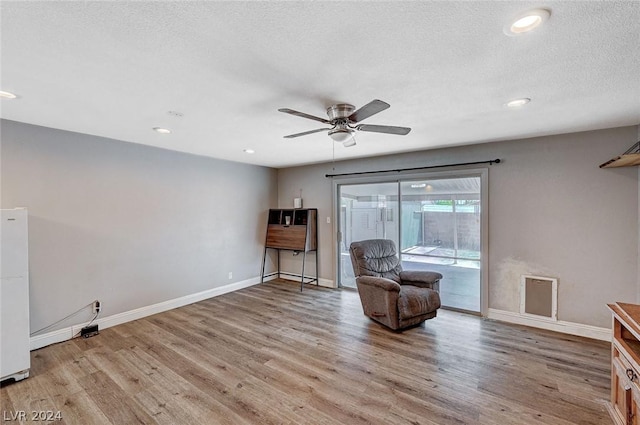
343,138,357,148
505,9,550,35
328,128,354,143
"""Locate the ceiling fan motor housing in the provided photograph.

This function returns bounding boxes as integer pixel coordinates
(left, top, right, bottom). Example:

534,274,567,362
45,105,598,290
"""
326,104,355,121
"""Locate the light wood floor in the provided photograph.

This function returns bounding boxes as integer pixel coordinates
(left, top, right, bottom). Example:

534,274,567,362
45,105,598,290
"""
2,280,612,424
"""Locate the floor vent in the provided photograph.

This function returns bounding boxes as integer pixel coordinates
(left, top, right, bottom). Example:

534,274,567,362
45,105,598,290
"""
520,275,558,321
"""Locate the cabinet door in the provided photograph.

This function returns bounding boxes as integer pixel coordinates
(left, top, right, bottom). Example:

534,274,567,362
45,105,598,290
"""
632,388,640,425
265,225,307,250
613,355,631,424
613,353,640,425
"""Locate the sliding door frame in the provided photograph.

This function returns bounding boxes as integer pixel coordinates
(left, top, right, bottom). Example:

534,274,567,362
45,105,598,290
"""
332,168,489,316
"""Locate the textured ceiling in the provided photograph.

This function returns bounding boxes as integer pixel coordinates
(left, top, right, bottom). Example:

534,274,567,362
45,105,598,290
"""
1,1,639,168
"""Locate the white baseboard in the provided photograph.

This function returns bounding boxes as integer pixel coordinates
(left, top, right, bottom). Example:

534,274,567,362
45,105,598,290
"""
30,277,262,351
487,308,610,341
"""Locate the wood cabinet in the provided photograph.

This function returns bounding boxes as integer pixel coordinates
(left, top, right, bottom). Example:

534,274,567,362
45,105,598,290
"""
608,303,640,424
265,209,317,251
261,209,318,291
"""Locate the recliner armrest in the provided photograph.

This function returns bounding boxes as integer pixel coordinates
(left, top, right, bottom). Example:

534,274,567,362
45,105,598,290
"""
356,276,401,292
400,270,442,287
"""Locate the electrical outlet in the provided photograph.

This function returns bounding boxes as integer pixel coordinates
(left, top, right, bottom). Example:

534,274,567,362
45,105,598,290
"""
92,300,101,314
326,216,331,224
81,324,99,338
228,272,233,279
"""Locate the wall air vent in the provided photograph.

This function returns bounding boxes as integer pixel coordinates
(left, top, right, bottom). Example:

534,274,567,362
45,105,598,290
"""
520,275,558,321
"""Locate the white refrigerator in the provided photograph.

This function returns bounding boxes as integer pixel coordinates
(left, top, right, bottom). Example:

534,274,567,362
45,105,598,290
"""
1,208,31,382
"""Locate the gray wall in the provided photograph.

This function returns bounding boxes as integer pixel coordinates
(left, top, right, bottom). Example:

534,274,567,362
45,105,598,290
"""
1,120,278,333
277,125,639,328
2,119,636,332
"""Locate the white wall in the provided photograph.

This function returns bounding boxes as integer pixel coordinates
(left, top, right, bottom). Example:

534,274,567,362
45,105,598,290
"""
0,120,277,334
277,125,639,328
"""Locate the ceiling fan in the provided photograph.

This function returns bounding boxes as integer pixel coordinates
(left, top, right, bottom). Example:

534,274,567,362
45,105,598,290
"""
278,99,411,147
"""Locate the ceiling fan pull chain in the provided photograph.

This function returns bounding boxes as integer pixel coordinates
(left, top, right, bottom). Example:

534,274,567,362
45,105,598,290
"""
332,138,336,169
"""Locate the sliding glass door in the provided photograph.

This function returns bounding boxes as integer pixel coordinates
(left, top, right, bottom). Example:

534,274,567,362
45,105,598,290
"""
338,182,399,288
336,172,484,313
399,177,481,312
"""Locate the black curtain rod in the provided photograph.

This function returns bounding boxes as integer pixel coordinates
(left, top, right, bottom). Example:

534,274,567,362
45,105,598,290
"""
325,158,501,178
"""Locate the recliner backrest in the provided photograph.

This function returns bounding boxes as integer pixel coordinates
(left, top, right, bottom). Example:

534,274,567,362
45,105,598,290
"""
349,239,403,284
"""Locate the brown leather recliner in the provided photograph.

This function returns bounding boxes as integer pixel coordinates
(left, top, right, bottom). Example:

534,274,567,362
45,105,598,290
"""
349,239,442,330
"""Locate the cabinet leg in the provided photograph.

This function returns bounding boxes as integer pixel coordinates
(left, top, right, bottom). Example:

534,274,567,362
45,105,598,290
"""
301,252,307,292
260,247,268,283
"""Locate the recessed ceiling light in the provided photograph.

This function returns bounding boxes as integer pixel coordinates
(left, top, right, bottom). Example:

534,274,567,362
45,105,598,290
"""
153,127,172,134
0,90,18,99
506,98,531,108
505,9,550,35
243,149,255,154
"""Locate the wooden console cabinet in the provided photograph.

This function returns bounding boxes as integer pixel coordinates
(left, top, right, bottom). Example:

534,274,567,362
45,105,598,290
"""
608,303,640,425
261,208,318,291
